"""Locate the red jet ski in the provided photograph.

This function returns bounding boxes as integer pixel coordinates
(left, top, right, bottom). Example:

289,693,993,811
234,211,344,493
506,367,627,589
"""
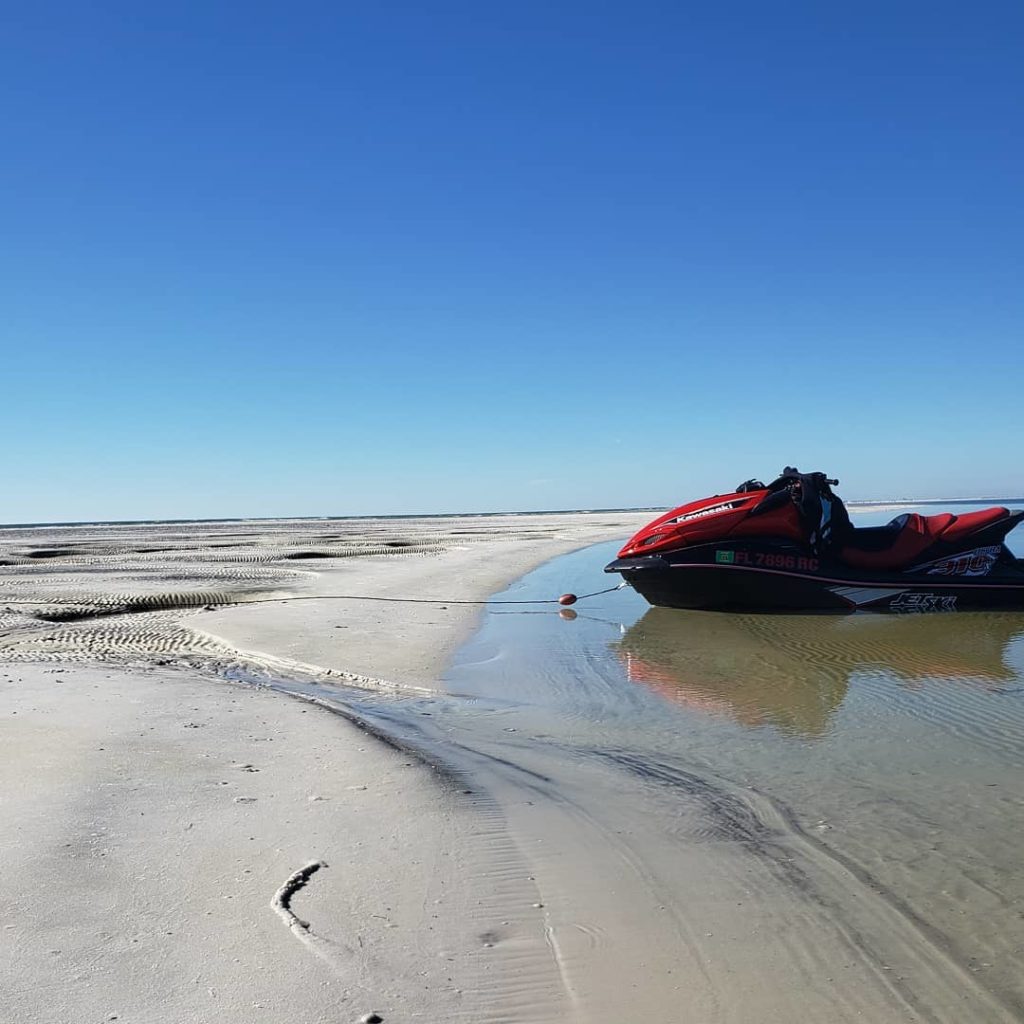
605,468,1024,612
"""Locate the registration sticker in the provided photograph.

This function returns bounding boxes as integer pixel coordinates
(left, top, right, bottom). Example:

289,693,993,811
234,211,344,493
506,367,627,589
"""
715,550,736,564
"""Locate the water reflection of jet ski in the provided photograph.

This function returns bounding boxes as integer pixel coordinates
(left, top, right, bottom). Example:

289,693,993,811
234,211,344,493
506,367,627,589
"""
605,468,1024,611
614,609,1024,736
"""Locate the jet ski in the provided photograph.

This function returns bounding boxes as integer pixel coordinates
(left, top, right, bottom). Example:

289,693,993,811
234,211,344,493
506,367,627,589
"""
605,468,1024,612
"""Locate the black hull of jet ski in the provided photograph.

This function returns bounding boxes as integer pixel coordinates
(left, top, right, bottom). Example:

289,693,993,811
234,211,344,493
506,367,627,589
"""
606,541,1024,613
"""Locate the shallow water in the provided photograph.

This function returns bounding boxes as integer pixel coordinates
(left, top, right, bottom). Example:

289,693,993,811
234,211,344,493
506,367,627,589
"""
431,507,1024,1021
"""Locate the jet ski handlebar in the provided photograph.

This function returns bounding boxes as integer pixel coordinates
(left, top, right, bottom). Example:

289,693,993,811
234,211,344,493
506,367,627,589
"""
736,471,839,494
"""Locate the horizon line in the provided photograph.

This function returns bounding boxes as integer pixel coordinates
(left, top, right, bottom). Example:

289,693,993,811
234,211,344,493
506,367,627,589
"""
3,496,1024,530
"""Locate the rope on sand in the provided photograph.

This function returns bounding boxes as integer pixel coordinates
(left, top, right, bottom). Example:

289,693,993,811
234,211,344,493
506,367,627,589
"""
0,582,627,613
234,583,627,607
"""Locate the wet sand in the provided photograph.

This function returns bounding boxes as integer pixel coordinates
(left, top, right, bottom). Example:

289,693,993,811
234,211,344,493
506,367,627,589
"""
4,510,1024,1023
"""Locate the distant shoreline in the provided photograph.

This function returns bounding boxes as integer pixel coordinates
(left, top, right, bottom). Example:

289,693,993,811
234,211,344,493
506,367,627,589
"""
3,497,1024,531
848,498,1024,509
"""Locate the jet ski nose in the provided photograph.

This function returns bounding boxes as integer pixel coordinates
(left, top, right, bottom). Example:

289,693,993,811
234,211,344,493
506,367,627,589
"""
605,556,668,573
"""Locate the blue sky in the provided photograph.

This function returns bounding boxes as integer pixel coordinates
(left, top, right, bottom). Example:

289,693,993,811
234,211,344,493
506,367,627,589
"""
2,2,1022,522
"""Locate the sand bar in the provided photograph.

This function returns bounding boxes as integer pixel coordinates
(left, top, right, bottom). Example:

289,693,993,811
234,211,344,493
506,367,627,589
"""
0,512,648,1024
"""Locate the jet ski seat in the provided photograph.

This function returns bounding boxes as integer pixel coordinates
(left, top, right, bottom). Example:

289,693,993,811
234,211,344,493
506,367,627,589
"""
840,507,1011,571
941,506,1011,542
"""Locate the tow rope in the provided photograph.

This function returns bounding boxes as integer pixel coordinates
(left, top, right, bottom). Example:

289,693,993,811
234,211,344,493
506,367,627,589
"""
236,583,627,607
0,583,627,611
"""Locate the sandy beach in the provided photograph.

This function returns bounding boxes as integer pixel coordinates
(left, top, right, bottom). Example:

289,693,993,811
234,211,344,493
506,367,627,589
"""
0,512,649,1024
4,510,1023,1024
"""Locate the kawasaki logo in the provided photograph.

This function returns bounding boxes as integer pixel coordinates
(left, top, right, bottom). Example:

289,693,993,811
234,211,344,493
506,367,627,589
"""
672,501,741,524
